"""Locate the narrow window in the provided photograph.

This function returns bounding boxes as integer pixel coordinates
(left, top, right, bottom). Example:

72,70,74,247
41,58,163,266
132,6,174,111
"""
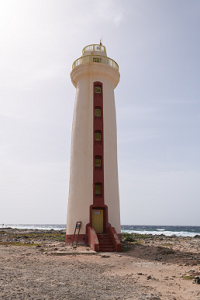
95,157,102,167
95,108,101,117
95,87,101,93
95,183,102,195
95,132,101,141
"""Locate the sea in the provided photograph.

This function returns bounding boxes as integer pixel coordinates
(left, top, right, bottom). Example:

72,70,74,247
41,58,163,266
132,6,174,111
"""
5,224,200,237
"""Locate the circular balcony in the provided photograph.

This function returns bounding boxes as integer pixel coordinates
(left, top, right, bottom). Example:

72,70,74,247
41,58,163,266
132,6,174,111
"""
72,55,119,71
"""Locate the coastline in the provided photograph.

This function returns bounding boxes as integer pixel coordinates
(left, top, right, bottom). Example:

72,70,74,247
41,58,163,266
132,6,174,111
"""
1,228,200,299
4,224,200,237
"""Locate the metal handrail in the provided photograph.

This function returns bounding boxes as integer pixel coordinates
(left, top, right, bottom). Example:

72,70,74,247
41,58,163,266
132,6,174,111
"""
72,55,119,71
82,44,106,55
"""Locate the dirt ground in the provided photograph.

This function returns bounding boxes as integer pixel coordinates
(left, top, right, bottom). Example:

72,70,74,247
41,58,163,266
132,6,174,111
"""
0,228,200,300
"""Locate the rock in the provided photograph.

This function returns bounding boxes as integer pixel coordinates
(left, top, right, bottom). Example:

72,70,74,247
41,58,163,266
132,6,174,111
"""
147,275,152,280
194,276,200,284
117,254,122,257
101,255,110,258
124,236,135,242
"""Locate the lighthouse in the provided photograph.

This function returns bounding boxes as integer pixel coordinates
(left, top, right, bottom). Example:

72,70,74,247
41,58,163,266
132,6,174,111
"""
66,43,121,252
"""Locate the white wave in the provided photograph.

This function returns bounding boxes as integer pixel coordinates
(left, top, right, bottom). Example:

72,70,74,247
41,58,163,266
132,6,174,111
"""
121,229,199,237
6,224,66,231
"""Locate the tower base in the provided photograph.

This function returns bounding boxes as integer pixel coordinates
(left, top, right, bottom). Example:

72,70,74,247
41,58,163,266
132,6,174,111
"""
65,230,122,252
65,234,87,245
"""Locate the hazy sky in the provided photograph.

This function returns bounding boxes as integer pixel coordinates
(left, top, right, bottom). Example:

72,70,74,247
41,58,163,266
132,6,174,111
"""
0,0,200,226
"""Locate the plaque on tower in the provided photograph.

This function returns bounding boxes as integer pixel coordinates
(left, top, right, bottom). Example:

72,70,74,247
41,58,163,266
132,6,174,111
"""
76,221,81,229
72,221,82,247
93,57,101,63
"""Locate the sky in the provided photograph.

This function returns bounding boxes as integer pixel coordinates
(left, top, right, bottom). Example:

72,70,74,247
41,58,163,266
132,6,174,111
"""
0,0,200,226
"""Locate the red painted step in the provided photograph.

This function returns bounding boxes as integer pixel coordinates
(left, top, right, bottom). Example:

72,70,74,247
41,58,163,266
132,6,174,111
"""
97,234,115,252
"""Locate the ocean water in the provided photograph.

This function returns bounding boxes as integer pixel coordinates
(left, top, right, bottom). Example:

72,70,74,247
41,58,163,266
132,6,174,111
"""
5,224,200,237
6,224,66,231
121,225,200,237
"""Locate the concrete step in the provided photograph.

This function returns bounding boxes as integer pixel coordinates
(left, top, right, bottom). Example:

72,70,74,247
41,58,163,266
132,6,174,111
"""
99,248,115,252
99,245,115,249
98,239,112,243
97,233,115,252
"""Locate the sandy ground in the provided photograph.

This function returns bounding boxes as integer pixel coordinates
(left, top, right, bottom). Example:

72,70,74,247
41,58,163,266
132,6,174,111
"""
0,229,200,300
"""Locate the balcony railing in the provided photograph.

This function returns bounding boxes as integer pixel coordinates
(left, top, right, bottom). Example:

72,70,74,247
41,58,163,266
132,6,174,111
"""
82,44,106,55
72,55,119,71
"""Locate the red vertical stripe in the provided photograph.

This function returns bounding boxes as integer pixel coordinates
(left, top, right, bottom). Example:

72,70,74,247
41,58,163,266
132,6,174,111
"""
93,82,104,207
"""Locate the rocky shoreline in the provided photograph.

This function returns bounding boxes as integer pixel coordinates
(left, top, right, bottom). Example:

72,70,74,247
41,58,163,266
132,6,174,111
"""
1,228,200,299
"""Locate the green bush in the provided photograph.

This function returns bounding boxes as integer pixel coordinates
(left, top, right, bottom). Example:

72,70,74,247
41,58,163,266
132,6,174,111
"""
122,232,135,242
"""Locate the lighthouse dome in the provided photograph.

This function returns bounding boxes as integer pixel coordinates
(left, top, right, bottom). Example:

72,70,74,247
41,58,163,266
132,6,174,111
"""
82,44,107,57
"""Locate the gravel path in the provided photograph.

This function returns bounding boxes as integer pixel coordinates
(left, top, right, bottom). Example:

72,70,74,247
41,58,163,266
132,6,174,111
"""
0,246,155,300
1,229,200,299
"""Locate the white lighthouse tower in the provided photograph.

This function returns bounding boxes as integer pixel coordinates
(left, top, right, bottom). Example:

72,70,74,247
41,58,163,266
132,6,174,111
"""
66,44,121,252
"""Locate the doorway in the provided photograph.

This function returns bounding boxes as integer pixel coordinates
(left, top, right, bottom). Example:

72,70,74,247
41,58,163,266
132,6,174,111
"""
92,209,104,233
